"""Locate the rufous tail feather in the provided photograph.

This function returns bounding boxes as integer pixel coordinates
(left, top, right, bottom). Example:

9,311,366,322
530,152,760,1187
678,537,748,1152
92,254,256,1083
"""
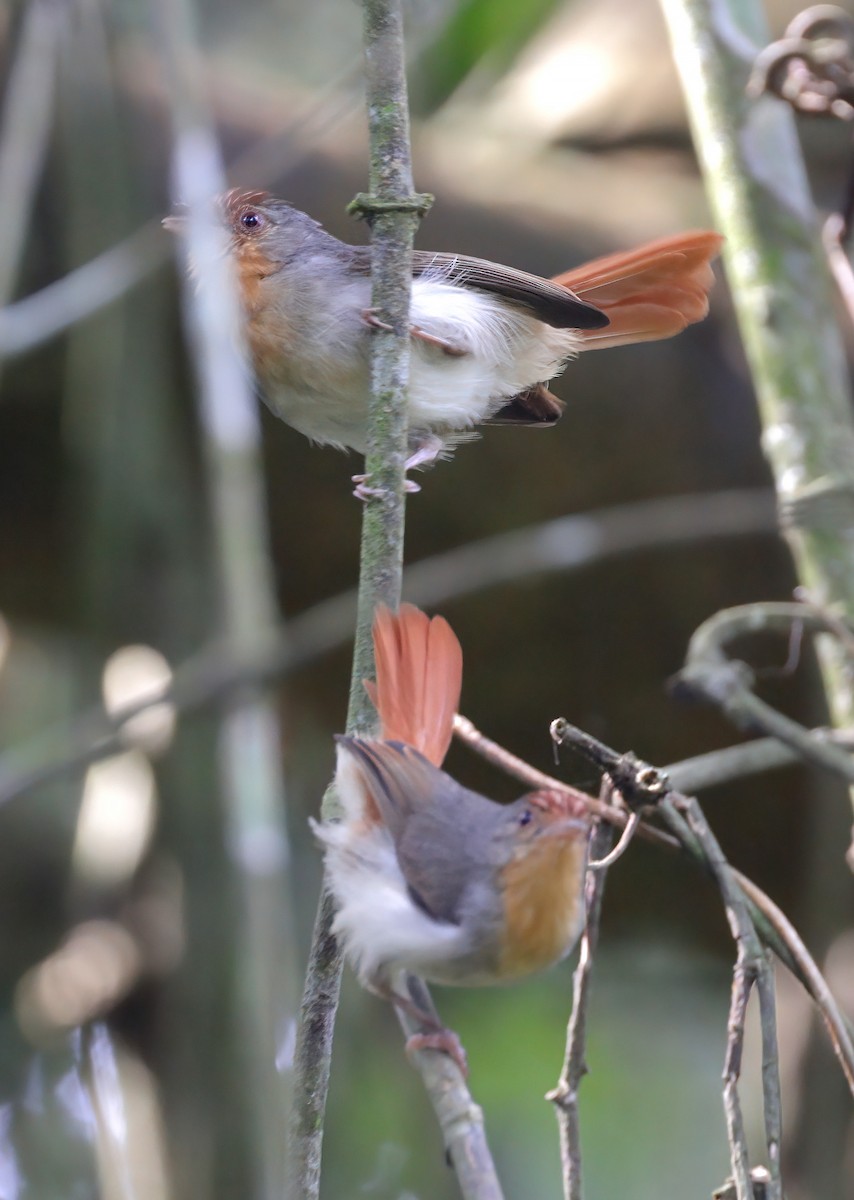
364,604,462,767
552,231,722,350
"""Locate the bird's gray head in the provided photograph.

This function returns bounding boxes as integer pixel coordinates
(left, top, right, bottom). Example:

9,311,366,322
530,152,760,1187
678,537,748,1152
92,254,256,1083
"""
163,189,341,271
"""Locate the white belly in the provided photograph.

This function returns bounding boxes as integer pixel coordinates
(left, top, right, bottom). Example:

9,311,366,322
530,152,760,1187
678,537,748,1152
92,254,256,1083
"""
256,275,582,454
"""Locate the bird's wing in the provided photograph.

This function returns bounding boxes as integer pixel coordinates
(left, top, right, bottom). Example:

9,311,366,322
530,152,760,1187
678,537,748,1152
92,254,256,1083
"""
411,251,610,331
335,738,500,924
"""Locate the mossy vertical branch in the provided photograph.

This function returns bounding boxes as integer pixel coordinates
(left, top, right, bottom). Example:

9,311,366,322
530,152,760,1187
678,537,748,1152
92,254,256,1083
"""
660,0,854,759
288,2,427,1196
343,3,432,735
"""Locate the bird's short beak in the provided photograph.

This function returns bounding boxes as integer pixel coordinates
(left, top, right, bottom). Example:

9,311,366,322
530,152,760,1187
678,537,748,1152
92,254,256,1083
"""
543,816,589,840
162,214,186,235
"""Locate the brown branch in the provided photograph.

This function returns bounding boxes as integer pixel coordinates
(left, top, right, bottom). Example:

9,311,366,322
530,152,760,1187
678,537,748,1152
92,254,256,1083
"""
733,870,854,1093
676,601,854,786
824,211,854,329
546,790,615,1200
663,793,783,1200
455,715,854,1107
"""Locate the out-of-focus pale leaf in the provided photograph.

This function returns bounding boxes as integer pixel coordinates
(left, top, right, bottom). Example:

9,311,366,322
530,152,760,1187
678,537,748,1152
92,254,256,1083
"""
411,0,563,113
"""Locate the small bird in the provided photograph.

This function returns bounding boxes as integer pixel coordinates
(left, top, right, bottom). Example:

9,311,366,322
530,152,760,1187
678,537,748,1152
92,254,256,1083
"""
165,191,721,492
313,604,590,1068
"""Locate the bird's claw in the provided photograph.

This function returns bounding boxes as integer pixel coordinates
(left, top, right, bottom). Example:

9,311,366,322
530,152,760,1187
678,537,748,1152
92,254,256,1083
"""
405,1028,469,1078
351,473,421,501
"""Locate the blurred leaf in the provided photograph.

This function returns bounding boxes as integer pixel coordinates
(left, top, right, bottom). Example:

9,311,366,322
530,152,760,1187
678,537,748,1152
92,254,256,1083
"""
410,0,563,113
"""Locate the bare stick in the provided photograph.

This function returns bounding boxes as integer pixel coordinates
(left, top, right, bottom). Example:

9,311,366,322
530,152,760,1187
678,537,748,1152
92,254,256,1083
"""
588,811,641,870
665,794,784,1198
824,211,854,329
677,601,854,785
734,870,854,1093
722,950,757,1200
0,0,63,315
547,796,615,1200
756,965,783,1196
393,979,505,1200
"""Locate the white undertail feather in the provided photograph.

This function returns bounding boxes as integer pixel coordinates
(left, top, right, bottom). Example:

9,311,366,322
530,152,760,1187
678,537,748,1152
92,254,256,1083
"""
407,276,583,430
313,744,465,984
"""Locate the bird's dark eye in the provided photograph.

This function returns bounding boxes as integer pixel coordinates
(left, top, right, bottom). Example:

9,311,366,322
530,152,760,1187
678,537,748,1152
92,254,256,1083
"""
518,809,533,827
240,210,264,231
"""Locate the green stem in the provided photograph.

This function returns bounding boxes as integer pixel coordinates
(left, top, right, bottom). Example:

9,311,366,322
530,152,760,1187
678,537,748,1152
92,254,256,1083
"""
287,2,421,1195
660,0,854,793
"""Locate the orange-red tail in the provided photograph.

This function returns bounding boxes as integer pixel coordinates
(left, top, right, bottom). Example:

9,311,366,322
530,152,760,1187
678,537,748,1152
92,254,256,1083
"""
365,604,462,767
552,230,722,350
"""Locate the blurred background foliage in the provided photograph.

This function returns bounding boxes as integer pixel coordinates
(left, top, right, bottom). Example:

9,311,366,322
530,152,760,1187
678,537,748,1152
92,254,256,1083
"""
1,0,853,1197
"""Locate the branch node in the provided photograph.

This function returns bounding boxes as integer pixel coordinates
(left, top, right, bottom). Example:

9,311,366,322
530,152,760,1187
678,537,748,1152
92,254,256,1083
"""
550,719,669,811
348,191,434,220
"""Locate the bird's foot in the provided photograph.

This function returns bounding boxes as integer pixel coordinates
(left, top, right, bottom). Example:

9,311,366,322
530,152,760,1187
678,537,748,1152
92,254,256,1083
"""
405,1028,469,1078
351,473,421,501
404,436,444,474
378,981,469,1078
362,307,394,333
362,309,465,356
351,437,442,500
409,325,466,356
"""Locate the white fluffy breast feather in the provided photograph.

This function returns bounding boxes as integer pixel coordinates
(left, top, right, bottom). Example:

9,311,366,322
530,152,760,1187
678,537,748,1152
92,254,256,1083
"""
310,743,465,984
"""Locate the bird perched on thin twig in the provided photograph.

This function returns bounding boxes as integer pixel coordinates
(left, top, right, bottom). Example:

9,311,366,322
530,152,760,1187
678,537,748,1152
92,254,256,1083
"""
165,191,721,493
312,604,590,1071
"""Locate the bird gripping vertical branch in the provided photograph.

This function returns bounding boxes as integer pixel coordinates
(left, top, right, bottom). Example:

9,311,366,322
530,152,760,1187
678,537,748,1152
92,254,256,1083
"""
288,5,429,1198
343,0,433,737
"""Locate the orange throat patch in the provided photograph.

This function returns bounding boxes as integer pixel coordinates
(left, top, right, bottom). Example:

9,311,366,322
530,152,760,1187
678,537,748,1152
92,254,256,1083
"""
497,834,586,980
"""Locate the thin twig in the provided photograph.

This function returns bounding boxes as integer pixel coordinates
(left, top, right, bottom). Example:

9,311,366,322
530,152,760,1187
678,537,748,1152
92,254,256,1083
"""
722,949,757,1200
733,870,854,1093
546,795,614,1200
0,222,164,357
665,731,854,794
677,601,854,785
588,811,641,869
403,489,777,611
0,0,64,315
823,210,854,327
756,966,783,1198
392,981,505,1200
454,714,595,810
663,793,783,1200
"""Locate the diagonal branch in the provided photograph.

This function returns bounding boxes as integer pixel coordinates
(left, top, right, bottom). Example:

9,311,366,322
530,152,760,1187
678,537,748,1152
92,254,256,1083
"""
546,789,615,1200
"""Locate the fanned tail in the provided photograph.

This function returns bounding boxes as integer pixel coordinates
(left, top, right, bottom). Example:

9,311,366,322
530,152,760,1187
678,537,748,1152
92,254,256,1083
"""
365,604,462,767
552,230,722,350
